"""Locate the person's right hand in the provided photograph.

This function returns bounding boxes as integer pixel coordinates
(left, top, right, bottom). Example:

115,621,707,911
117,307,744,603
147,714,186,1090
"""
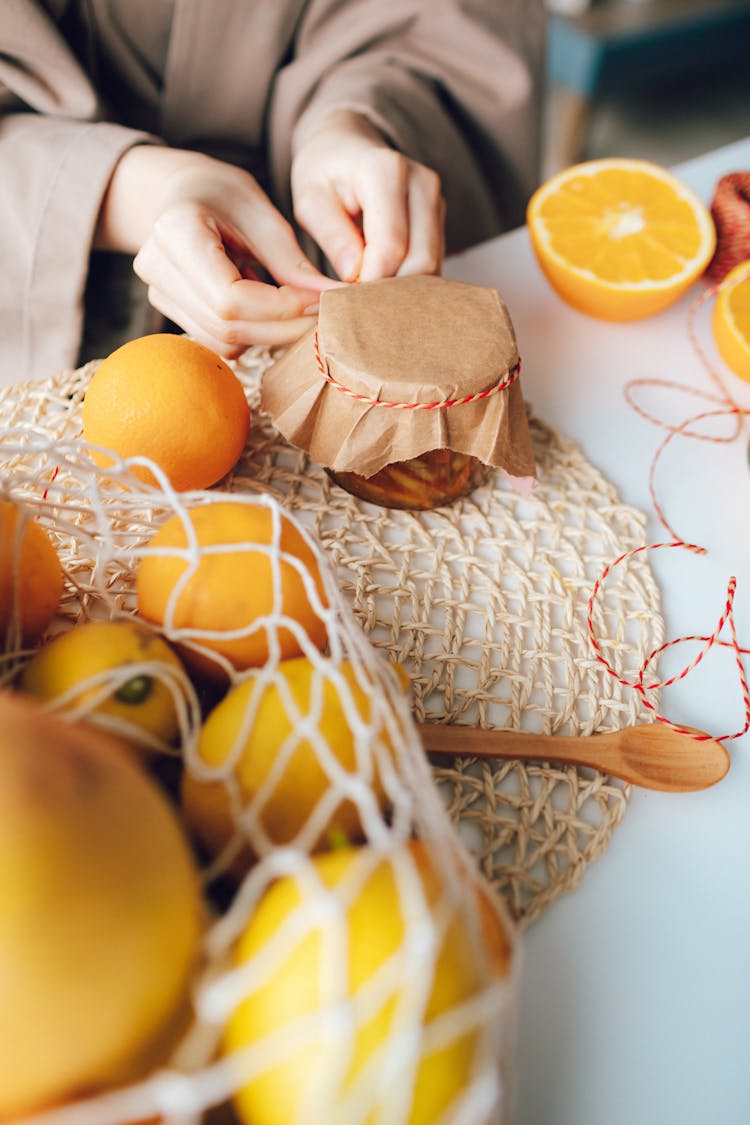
291,110,445,284
95,146,337,357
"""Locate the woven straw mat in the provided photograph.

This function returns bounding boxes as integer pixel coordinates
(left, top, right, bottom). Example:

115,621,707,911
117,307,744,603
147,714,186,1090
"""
0,347,663,926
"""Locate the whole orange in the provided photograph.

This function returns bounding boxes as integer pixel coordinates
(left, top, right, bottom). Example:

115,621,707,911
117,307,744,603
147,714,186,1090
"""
0,499,64,647
81,334,251,491
136,501,328,678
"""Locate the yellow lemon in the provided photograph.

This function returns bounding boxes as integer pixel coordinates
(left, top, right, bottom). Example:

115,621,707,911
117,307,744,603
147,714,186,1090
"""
20,619,189,753
0,691,203,1119
223,840,513,1125
0,498,64,648
181,656,394,875
712,259,750,381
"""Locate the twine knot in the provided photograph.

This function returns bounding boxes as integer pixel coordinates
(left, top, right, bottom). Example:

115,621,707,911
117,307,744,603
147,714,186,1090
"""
313,329,520,410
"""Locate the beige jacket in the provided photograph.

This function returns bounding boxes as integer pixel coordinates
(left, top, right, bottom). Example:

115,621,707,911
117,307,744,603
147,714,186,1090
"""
0,0,545,385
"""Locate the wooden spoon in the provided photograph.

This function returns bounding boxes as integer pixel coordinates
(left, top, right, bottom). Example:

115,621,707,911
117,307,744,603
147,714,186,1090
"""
418,722,730,792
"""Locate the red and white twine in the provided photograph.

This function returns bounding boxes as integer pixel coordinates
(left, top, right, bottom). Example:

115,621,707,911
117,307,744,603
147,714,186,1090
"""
586,263,750,744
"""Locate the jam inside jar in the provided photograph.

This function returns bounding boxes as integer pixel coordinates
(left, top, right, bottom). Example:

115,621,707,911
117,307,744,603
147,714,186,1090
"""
328,448,489,510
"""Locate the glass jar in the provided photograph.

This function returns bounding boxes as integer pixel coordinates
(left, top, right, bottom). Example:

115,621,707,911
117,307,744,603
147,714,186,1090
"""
328,448,489,510
260,276,536,511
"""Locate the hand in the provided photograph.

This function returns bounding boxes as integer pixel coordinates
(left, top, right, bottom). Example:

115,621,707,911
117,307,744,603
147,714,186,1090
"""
291,110,445,283
95,147,337,356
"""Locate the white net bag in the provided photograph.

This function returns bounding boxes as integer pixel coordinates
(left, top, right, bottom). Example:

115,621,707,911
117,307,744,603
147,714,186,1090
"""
0,416,517,1125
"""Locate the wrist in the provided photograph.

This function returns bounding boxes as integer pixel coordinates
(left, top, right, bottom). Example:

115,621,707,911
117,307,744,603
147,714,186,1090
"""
93,145,216,253
293,107,388,157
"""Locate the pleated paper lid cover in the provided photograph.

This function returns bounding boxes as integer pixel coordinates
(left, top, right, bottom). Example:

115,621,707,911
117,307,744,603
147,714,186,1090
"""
260,275,537,485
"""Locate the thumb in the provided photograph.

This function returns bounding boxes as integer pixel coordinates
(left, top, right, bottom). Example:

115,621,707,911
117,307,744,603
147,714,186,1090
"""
219,219,329,294
293,181,364,282
224,199,336,293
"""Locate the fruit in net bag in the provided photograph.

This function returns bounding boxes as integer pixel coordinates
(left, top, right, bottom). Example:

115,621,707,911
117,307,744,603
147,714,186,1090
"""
221,840,513,1125
81,333,250,491
0,692,203,1118
0,497,63,647
20,619,189,753
181,655,396,873
136,500,328,680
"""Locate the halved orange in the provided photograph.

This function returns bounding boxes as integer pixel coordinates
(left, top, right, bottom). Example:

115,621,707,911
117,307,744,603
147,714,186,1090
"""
712,260,750,382
527,158,716,321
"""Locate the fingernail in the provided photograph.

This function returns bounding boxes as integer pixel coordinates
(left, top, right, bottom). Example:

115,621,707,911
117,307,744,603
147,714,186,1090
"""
337,248,361,281
303,302,319,315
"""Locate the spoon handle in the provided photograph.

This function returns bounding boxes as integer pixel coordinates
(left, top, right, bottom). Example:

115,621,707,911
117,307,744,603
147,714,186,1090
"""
417,722,730,791
418,723,620,772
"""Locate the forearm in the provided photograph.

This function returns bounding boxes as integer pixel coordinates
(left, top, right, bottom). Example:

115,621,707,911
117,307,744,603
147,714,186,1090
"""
0,112,154,383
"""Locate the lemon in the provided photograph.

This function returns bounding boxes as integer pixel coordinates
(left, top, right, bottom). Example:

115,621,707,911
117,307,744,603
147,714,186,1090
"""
20,619,190,753
181,656,394,875
222,840,513,1125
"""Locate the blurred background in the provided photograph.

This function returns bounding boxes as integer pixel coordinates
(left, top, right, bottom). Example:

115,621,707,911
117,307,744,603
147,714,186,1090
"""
542,0,750,176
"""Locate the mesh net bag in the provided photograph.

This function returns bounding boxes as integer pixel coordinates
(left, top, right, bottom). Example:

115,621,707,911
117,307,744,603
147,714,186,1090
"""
0,343,663,1124
1,376,518,1125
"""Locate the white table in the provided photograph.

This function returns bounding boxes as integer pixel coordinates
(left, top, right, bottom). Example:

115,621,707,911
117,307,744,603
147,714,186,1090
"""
445,138,750,1125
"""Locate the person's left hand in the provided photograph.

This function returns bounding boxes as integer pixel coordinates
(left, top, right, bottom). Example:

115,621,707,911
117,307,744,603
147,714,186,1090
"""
290,110,445,283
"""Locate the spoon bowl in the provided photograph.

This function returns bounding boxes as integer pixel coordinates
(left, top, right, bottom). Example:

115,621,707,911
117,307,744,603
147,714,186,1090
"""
418,721,730,792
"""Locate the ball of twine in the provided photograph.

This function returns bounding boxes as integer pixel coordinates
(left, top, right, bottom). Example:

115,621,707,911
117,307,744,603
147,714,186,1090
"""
705,171,750,282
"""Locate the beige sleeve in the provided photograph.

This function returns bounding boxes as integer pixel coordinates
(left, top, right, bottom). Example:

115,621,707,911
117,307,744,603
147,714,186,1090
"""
0,1,156,385
267,0,546,254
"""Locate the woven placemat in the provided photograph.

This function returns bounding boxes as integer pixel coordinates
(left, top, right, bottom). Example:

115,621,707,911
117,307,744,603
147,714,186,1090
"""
0,350,663,926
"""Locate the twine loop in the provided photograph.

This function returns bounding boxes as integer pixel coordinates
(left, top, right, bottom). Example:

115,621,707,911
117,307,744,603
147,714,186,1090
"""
587,251,750,744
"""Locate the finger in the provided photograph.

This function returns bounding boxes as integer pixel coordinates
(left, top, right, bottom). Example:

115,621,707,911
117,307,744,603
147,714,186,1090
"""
356,152,410,282
146,285,317,355
139,203,240,300
139,204,324,318
396,166,445,277
136,219,323,324
216,187,334,292
136,235,316,346
293,180,364,281
219,210,335,293
145,289,243,357
141,253,317,348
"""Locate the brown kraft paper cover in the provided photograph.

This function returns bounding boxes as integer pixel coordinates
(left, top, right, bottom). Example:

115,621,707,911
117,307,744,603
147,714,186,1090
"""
260,275,537,489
